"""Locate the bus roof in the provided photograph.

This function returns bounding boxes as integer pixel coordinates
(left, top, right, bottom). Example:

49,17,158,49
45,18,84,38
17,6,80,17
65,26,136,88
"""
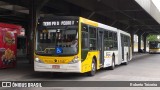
118,29,130,36
98,23,117,32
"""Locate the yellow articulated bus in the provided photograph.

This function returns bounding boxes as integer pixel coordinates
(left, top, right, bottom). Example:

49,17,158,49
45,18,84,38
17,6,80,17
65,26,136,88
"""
34,16,132,76
149,41,160,54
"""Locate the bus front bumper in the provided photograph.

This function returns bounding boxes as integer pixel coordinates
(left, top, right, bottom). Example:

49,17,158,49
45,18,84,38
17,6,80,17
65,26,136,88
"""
34,61,81,73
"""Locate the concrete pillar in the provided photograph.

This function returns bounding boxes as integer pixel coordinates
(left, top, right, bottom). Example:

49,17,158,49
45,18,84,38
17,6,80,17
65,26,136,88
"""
138,33,142,52
129,30,134,53
143,34,148,53
28,0,38,64
27,0,50,64
129,28,140,53
131,32,134,53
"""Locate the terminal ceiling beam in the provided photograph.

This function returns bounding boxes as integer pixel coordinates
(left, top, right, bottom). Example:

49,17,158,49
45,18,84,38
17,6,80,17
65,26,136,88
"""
0,1,29,14
64,0,160,33
111,20,117,26
99,0,160,33
64,0,122,25
88,12,96,19
0,1,29,25
125,26,130,30
135,0,160,24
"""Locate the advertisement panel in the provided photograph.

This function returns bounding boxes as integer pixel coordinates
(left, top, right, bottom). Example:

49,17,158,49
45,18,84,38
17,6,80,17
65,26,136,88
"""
0,23,21,68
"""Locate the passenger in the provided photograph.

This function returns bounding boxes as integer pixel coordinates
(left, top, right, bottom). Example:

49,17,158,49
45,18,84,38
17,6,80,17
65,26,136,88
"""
71,39,78,47
71,39,78,53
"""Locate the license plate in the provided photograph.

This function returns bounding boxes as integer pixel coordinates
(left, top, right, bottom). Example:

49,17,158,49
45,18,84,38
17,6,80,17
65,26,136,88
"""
52,65,60,69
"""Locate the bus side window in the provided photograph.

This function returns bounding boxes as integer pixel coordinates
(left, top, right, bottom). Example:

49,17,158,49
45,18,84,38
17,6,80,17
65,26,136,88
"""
113,32,118,50
124,35,127,46
89,26,97,50
81,23,89,49
158,43,160,48
128,36,131,47
82,32,89,49
109,32,113,40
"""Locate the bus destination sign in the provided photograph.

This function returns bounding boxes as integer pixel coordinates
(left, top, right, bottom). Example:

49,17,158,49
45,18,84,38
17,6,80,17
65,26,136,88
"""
42,20,78,27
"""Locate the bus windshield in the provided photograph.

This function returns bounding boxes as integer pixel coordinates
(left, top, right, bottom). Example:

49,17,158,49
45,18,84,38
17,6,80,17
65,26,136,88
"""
35,27,78,55
149,41,160,49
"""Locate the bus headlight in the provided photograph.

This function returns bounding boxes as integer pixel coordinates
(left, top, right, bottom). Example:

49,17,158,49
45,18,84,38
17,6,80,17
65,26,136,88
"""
68,56,79,64
34,57,44,63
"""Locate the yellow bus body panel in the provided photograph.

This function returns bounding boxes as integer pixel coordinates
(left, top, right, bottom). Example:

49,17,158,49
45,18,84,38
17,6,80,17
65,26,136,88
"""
81,51,100,73
80,17,98,27
79,17,100,73
149,49,160,52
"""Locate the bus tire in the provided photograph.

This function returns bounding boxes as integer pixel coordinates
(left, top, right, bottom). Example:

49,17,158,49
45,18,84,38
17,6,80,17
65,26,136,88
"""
149,51,152,54
109,55,115,70
87,58,96,76
124,54,129,65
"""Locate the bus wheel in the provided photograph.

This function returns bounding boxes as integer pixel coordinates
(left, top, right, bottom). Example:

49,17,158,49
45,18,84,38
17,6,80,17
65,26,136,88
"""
149,51,152,54
124,54,129,65
109,55,115,70
87,59,96,76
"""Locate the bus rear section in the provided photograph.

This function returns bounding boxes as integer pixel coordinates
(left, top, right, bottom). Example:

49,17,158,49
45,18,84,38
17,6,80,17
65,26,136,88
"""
119,30,132,65
149,41,160,53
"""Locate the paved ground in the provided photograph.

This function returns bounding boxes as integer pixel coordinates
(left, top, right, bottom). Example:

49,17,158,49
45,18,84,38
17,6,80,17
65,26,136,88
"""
0,53,160,90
